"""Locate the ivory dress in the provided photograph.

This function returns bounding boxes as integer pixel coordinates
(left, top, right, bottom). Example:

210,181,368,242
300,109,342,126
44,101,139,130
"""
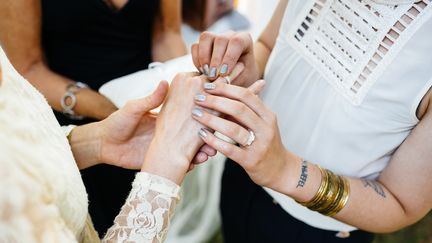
0,46,179,242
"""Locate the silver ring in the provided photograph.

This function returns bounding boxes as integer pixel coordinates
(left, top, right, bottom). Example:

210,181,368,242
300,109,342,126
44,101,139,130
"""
245,130,255,146
215,131,237,145
223,75,232,84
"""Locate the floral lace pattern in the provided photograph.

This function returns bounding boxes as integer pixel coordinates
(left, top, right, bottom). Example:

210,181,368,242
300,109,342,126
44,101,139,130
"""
103,172,181,243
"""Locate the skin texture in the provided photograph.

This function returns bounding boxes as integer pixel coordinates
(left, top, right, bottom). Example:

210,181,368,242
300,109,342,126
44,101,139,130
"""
69,78,217,173
0,0,186,120
192,0,432,233
141,74,209,184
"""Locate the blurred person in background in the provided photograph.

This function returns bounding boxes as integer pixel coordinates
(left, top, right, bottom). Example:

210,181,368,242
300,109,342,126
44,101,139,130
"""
0,0,186,235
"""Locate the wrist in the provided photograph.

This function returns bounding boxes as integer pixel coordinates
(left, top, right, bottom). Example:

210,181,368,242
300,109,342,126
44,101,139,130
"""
60,81,89,120
75,89,118,120
270,152,322,202
69,122,102,169
141,138,190,185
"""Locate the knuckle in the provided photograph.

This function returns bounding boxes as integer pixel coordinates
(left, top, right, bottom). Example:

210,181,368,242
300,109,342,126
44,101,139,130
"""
200,31,214,42
214,36,229,45
231,35,245,48
243,32,253,43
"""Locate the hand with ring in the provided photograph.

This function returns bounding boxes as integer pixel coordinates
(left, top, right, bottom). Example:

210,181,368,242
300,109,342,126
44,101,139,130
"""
191,80,301,188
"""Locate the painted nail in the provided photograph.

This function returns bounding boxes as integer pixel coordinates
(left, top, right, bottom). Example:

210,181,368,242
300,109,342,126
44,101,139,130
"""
192,108,203,117
204,83,216,90
199,128,208,138
209,67,217,78
203,64,209,75
199,67,204,74
195,94,206,102
220,64,228,74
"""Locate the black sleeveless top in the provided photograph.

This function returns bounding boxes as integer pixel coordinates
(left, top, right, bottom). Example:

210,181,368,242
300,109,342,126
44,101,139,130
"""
41,0,159,235
42,0,159,90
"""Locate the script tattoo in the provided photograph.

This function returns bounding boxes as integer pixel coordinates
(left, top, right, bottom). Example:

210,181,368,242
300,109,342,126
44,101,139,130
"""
296,161,308,188
361,179,386,198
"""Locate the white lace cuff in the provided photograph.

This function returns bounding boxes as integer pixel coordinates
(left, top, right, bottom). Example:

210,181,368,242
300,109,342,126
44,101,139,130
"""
102,172,181,243
134,172,181,200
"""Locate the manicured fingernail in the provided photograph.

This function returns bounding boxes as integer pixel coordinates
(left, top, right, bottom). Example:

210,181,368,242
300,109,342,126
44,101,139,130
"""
203,64,209,75
195,94,206,102
199,128,208,138
204,83,216,90
192,108,203,117
199,67,204,74
220,64,228,74
209,67,217,78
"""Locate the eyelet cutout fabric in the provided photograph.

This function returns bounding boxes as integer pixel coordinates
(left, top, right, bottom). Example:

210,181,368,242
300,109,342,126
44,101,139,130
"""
287,0,431,105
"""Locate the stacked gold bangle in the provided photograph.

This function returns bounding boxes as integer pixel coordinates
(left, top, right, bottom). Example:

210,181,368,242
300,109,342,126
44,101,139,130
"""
297,165,350,216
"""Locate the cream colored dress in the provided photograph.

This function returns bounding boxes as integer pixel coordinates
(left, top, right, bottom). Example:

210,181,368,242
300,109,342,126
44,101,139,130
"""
0,47,180,243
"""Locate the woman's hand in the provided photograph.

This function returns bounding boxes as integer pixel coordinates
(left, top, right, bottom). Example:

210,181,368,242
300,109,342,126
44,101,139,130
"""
70,81,215,170
96,81,169,169
141,73,212,184
192,81,301,189
191,32,259,87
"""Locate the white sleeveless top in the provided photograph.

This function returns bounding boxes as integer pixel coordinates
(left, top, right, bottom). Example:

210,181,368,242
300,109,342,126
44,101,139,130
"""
262,0,432,232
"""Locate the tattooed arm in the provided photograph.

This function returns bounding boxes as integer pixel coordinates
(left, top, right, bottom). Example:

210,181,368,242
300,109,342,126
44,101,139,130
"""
286,107,432,233
195,81,432,233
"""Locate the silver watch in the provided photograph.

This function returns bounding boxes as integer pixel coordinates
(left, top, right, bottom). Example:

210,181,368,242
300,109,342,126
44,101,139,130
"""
61,81,89,120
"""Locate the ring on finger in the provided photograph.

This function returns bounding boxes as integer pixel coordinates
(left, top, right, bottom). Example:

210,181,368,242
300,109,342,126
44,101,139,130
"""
245,130,255,147
215,131,237,145
223,75,232,84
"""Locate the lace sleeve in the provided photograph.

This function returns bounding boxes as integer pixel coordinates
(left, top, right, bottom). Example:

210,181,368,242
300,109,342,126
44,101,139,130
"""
102,172,181,243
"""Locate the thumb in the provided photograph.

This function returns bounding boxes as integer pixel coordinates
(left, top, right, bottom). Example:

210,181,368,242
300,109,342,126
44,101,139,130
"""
124,81,169,116
247,79,266,95
148,80,169,109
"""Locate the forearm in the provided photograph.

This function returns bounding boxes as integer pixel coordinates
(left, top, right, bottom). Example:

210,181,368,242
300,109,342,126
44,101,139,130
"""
22,62,118,120
0,0,117,120
254,40,272,80
275,156,422,233
152,0,186,62
68,122,102,170
152,32,187,62
243,0,289,87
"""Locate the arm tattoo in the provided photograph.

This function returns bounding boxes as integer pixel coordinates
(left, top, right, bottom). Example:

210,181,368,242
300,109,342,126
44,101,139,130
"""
361,179,386,198
296,160,308,188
